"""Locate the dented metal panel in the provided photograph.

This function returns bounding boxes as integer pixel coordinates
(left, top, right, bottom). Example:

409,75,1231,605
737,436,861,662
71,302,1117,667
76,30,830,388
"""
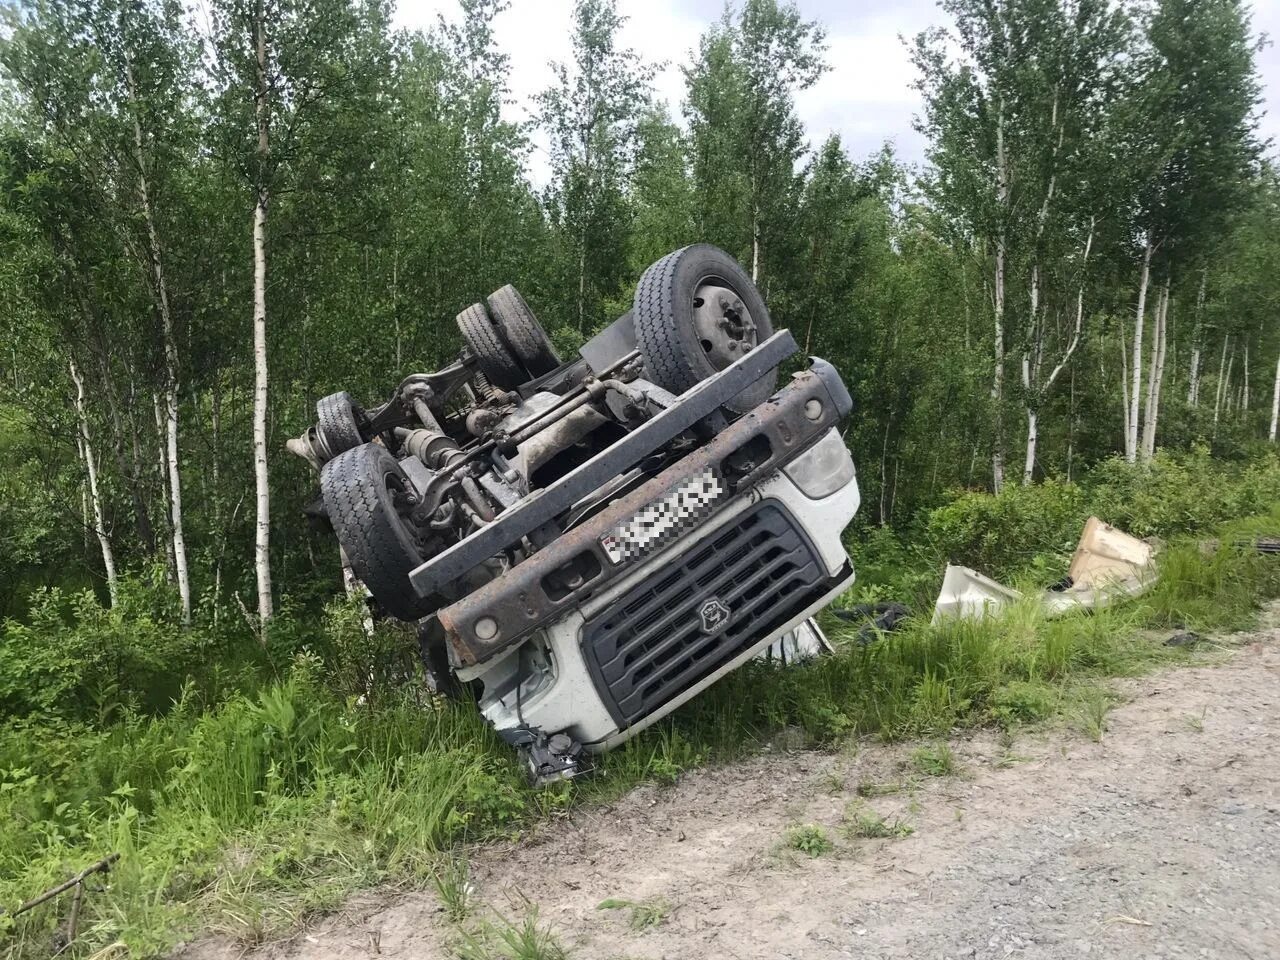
1067,516,1154,588
930,564,1024,625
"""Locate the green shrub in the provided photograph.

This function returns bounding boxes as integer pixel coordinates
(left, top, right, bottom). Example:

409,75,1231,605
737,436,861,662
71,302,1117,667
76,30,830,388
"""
923,478,1088,580
1089,447,1280,539
0,572,265,720
922,448,1280,583
990,680,1059,726
785,823,833,857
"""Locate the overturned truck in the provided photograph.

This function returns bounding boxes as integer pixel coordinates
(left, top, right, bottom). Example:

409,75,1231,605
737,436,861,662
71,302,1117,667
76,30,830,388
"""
290,245,861,781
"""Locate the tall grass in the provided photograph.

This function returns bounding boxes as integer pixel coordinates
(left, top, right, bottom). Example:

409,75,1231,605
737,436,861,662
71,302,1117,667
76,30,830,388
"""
0,674,526,957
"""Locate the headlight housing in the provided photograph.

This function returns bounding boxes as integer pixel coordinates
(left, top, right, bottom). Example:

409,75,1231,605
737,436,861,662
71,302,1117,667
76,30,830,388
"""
782,429,855,499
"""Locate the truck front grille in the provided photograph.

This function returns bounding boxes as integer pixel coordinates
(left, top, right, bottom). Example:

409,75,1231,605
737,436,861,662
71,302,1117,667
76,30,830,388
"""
580,501,826,727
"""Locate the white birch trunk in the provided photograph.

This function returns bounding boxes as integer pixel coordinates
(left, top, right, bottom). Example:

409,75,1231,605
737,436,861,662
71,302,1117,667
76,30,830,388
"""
1153,285,1170,447
252,6,274,624
152,391,176,579
1141,282,1169,461
1213,337,1230,430
127,56,191,623
1216,348,1235,436
70,358,118,606
252,194,272,624
1119,317,1130,451
81,476,90,552
1187,271,1206,406
1146,284,1167,460
1241,344,1249,413
991,100,1008,494
1269,351,1279,442
1127,242,1152,463
1022,218,1091,486
1021,409,1038,485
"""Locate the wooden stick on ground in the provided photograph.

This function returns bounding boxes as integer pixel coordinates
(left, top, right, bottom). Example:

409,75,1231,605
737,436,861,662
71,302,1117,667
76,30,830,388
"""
3,853,120,918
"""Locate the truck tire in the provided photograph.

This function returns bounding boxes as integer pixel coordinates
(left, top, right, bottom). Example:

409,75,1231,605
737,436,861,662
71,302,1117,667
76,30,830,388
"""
456,302,525,390
487,284,561,379
315,391,366,460
633,244,777,414
320,443,431,621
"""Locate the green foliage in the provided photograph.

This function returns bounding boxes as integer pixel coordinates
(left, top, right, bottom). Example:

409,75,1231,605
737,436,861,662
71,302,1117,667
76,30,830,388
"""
433,857,473,923
596,896,671,930
1087,449,1280,539
842,804,914,840
990,680,1059,726
910,742,957,777
455,908,569,960
784,823,833,857
0,573,253,719
923,449,1280,582
0,668,526,956
924,480,1088,581
1074,687,1118,743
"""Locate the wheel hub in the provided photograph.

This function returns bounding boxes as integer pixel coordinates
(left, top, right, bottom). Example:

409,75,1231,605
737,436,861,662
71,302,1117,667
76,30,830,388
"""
692,281,758,370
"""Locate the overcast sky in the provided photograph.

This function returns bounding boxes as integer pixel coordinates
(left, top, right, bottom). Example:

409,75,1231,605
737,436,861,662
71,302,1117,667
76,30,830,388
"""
393,0,1280,185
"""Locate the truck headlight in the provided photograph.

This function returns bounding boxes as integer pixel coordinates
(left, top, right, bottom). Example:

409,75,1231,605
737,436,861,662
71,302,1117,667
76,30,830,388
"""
782,429,855,499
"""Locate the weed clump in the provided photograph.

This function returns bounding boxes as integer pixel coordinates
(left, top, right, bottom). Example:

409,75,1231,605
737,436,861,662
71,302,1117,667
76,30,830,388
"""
784,824,834,857
842,804,914,839
910,743,957,777
596,896,671,930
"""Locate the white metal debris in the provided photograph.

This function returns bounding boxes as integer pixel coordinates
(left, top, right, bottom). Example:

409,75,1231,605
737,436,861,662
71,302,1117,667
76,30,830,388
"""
931,564,1025,625
758,616,833,663
931,517,1157,625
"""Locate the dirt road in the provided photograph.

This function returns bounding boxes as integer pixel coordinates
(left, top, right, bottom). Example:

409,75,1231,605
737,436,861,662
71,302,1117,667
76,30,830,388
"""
187,616,1280,960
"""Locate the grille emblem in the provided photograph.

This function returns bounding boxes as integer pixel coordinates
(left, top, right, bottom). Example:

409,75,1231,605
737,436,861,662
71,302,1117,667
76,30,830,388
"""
698,597,731,634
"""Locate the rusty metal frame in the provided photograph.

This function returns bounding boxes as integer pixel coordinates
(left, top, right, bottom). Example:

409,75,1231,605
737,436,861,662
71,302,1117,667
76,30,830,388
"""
438,359,853,665
408,329,800,600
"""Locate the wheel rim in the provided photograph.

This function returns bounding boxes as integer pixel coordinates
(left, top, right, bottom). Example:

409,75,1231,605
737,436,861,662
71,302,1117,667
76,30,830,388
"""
691,278,759,371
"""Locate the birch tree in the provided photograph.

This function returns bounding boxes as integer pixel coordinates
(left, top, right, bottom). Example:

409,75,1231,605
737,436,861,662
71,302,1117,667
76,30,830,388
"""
69,356,118,606
913,0,1128,490
537,0,653,335
1123,0,1262,461
685,0,825,290
1270,354,1279,443
108,0,196,620
209,0,394,622
1016,1,1130,483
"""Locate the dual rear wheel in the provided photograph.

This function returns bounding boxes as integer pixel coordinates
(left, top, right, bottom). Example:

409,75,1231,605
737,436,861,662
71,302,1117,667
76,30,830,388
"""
456,246,775,408
456,284,562,390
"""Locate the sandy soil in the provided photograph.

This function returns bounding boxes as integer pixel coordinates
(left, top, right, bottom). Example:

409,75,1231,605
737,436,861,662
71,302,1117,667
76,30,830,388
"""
182,610,1280,960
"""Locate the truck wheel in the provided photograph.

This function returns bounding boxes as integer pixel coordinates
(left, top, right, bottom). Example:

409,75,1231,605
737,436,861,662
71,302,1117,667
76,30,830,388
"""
456,302,525,390
633,244,777,413
487,284,561,379
316,391,367,460
321,443,431,621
